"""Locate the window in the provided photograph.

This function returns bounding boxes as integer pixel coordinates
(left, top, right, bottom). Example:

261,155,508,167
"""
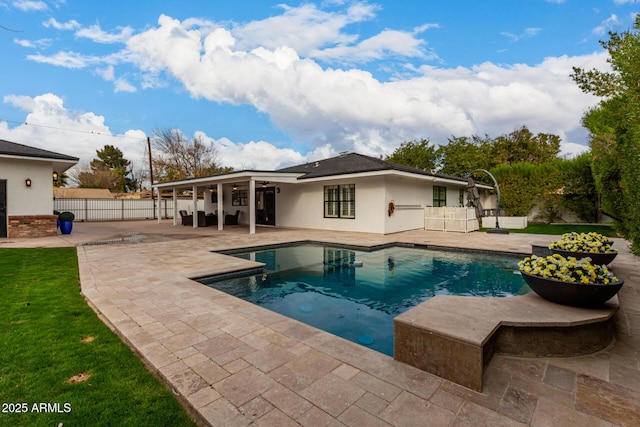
459,189,465,207
324,184,355,218
433,186,447,207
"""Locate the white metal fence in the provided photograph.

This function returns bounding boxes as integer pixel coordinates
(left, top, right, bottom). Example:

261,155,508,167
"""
53,198,204,222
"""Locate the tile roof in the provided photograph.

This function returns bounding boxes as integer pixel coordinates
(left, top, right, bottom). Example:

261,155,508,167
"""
0,139,79,162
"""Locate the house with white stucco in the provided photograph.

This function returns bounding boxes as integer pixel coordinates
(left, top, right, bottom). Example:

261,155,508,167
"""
1,139,78,238
154,152,494,234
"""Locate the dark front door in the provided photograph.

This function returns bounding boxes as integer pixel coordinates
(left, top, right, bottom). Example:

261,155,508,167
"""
256,187,276,226
0,180,7,238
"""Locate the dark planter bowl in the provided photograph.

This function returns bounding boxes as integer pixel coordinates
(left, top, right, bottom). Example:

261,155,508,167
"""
60,221,73,235
521,271,623,308
550,248,618,266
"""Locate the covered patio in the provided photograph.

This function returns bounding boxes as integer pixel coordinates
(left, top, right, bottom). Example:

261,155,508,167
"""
153,171,301,234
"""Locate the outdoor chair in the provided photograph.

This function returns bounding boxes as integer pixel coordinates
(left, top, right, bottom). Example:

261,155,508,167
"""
206,213,218,226
179,210,193,226
225,210,241,225
197,211,207,227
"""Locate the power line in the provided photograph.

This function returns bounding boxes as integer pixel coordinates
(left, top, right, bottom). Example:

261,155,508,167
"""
0,24,22,32
0,118,148,141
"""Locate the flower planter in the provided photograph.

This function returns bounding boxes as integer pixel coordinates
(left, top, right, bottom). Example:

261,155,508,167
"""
59,221,73,235
520,271,623,308
550,249,617,266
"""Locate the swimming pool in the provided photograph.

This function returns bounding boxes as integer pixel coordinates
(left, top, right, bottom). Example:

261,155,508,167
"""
198,243,529,356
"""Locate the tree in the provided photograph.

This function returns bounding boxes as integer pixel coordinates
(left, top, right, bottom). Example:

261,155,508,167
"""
490,126,561,166
435,135,493,176
559,153,599,223
385,139,437,171
152,129,231,182
571,15,640,253
76,145,136,192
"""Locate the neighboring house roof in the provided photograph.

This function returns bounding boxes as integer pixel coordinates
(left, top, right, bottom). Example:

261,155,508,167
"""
54,188,115,199
0,139,79,172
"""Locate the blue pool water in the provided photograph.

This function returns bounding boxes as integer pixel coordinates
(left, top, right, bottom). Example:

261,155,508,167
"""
198,243,529,356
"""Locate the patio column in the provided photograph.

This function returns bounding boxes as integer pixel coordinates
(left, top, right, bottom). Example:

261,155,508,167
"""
249,179,256,234
172,188,178,226
192,186,198,228
217,183,223,231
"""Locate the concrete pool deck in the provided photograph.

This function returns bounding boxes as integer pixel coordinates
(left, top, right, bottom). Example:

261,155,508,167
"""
3,221,639,426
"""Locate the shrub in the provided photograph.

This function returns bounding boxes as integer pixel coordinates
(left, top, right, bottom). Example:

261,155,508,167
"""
58,211,75,222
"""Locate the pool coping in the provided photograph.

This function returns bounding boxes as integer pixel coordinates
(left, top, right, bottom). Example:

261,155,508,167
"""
195,240,619,392
394,292,618,391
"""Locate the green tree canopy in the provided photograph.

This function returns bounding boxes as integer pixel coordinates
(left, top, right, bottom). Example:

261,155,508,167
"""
385,139,437,171
490,126,561,166
435,135,493,176
77,145,136,192
571,14,640,253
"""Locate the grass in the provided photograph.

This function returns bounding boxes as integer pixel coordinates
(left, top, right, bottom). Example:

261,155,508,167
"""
0,248,197,427
482,223,618,237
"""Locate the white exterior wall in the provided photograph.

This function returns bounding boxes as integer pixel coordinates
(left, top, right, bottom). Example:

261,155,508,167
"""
0,158,54,216
276,176,387,233
276,175,475,234
384,176,432,234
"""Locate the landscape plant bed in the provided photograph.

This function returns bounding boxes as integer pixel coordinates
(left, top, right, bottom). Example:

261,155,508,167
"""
0,248,196,427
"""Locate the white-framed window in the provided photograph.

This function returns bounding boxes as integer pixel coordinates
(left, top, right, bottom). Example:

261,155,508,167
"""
324,184,355,218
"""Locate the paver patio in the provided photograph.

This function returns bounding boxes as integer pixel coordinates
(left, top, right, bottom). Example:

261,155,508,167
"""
3,221,639,426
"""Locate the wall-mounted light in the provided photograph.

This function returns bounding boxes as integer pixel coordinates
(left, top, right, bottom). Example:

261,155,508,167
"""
208,185,215,192
261,181,268,188
276,187,280,193
52,171,59,182
25,178,32,187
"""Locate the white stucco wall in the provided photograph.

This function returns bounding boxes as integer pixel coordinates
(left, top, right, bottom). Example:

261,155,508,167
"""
276,176,387,233
0,158,54,216
276,175,476,234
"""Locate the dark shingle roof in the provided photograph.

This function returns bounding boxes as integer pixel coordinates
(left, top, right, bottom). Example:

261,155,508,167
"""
277,152,468,183
0,139,79,162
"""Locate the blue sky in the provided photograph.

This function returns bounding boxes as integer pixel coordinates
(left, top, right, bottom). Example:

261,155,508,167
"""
1,0,638,180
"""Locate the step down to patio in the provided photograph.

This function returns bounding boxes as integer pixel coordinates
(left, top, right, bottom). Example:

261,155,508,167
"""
394,292,617,392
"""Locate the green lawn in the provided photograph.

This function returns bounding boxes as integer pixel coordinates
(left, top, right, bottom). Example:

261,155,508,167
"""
482,223,618,237
0,248,197,427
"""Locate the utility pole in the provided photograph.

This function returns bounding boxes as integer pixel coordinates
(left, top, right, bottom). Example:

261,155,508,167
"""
147,136,156,219
147,136,155,197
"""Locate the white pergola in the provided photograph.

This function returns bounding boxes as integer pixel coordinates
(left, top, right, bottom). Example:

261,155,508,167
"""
153,171,301,234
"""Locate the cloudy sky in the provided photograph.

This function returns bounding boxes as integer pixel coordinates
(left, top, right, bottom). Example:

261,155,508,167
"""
1,0,637,180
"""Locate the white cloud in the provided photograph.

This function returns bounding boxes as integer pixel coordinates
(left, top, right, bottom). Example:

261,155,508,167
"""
43,18,81,31
13,37,51,48
22,4,607,165
12,0,47,12
114,78,136,93
75,24,134,44
122,14,602,157
232,2,378,56
593,14,620,35
203,134,306,170
26,50,102,68
559,141,589,159
613,0,635,4
0,93,147,173
94,65,115,81
501,28,542,42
